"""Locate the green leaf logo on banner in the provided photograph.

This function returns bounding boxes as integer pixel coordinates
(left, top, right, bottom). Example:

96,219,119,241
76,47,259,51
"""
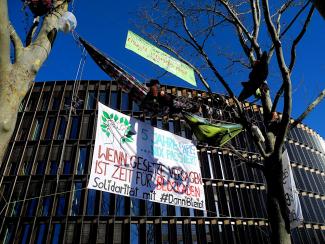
100,111,135,144
125,30,196,86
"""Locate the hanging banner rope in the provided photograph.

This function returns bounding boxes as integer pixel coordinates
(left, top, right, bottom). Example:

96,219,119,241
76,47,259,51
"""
88,102,206,210
125,30,196,87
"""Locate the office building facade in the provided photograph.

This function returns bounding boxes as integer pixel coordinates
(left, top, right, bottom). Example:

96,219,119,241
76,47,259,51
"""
0,80,325,243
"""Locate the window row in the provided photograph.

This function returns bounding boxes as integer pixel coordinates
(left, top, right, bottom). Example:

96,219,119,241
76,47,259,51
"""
300,193,325,224
288,126,325,154
200,149,265,184
15,113,96,141
292,166,325,195
286,141,325,172
2,144,90,176
0,220,271,244
206,183,268,220
291,226,325,244
23,82,136,113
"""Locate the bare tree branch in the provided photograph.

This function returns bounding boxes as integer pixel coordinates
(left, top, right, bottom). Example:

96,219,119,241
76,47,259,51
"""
289,5,315,72
148,33,211,92
0,0,11,70
290,89,325,129
220,0,261,57
271,4,314,113
262,0,292,154
201,1,217,49
25,17,40,47
26,1,68,74
167,0,235,97
271,84,284,114
268,0,311,62
250,0,260,41
9,23,23,63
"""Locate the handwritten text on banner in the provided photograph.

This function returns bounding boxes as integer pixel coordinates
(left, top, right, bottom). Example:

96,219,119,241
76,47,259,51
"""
88,102,206,210
125,30,196,87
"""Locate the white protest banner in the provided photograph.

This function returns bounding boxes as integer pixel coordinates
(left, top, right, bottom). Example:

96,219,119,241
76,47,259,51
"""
88,102,206,210
282,150,304,229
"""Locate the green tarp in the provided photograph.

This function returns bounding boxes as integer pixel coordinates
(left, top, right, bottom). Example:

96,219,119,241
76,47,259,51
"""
182,112,243,146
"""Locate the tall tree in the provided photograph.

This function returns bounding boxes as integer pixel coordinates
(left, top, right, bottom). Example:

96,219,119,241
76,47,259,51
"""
138,0,324,243
0,0,68,162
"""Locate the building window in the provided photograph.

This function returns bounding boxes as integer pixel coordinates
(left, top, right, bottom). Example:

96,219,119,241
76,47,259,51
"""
71,182,83,216
99,91,108,105
20,224,31,244
22,160,33,176
41,196,53,216
0,224,14,244
36,160,46,175
49,160,58,175
57,117,67,139
110,91,118,109
97,223,106,244
39,92,50,110
100,191,110,215
31,117,44,140
116,196,125,216
81,223,91,243
131,199,141,216
56,195,66,216
70,117,80,139
63,92,72,109
192,224,198,244
63,160,72,175
86,189,96,215
25,199,38,217
86,91,96,109
161,223,169,244
51,224,62,244
77,147,87,175
26,92,39,111
17,115,33,140
121,92,129,110
146,201,154,216
130,224,139,244
45,117,56,139
8,161,19,175
160,203,168,216
146,224,155,244
56,182,68,216
35,224,47,244
113,223,122,244
176,224,184,244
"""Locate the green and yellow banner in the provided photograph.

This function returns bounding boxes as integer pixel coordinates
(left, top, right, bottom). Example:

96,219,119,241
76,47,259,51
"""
125,30,196,86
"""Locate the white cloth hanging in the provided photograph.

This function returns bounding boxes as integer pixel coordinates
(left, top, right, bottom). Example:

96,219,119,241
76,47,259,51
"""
282,150,304,229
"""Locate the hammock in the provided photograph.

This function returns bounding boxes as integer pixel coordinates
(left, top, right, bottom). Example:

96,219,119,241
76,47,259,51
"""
182,112,243,146
79,37,149,104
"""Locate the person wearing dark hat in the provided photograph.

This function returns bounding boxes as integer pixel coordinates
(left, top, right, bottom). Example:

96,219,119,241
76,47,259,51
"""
141,79,161,113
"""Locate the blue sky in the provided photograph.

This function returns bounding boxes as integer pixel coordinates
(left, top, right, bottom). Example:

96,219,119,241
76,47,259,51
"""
8,1,325,137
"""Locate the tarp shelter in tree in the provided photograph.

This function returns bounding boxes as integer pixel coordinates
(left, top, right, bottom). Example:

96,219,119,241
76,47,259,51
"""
79,37,149,104
183,112,243,146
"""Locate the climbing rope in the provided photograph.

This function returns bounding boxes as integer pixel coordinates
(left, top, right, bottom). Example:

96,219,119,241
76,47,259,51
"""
56,47,87,184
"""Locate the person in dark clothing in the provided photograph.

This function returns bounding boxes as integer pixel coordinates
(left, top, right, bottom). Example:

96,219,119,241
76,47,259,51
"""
238,51,269,101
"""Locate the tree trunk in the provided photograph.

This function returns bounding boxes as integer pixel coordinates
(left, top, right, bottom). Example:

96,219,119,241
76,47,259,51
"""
0,66,33,164
265,154,291,244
